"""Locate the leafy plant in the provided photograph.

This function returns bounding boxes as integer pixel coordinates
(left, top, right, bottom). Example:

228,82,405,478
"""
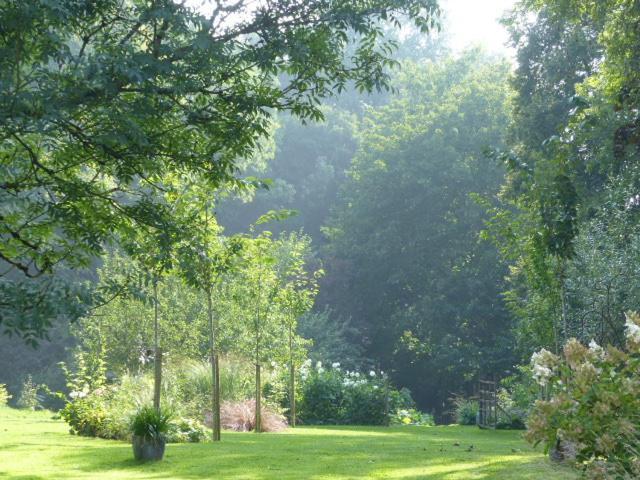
526,312,640,478
452,396,478,426
16,375,39,410
390,408,435,426
0,384,11,406
298,362,413,425
130,406,172,443
60,395,109,437
166,418,210,443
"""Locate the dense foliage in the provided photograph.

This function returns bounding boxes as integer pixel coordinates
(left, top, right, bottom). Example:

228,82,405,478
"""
323,51,514,411
0,0,440,342
297,361,415,426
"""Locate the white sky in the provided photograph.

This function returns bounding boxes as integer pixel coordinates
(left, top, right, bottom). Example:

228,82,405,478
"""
184,0,517,56
441,0,517,55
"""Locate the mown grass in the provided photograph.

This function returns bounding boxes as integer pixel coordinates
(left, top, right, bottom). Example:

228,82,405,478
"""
0,406,576,479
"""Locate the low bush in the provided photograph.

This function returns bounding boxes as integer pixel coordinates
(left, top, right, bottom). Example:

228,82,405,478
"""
16,375,40,410
495,388,527,430
525,311,640,479
451,396,478,425
0,384,11,406
167,418,210,443
219,399,288,432
298,362,415,425
60,394,109,437
390,408,435,426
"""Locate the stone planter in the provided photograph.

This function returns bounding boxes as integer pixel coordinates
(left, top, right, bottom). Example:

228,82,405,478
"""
132,435,166,461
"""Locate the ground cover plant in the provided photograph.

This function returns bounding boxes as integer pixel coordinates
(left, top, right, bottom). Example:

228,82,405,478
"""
0,406,575,479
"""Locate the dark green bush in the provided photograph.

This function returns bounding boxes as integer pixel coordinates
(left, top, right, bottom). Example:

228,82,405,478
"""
298,363,415,425
452,396,478,425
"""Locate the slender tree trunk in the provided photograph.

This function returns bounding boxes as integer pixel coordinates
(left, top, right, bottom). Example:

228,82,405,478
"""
289,322,296,427
560,259,567,345
207,287,221,441
153,276,161,412
255,361,261,433
214,353,220,439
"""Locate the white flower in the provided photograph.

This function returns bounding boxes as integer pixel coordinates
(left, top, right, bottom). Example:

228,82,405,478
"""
332,362,340,369
531,348,558,387
532,364,552,387
317,367,325,374
354,372,360,378
373,385,379,390
625,314,640,343
369,370,376,377
69,391,87,400
588,339,605,359
316,361,322,369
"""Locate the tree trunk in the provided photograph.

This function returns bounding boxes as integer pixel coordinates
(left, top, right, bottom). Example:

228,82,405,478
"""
153,277,161,412
207,288,221,441
289,323,296,427
255,362,262,433
214,353,220,440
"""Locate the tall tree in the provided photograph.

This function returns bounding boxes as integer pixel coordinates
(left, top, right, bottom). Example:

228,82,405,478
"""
324,51,513,411
0,0,440,341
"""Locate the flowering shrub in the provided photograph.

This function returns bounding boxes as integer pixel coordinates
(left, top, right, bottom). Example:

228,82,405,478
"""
298,361,415,425
526,312,640,479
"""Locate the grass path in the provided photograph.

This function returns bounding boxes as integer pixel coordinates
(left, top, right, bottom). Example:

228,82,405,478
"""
0,406,576,479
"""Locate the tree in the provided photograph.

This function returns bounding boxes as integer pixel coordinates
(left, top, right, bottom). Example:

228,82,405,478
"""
177,187,243,442
273,233,320,426
485,0,640,357
324,51,514,411
0,0,441,342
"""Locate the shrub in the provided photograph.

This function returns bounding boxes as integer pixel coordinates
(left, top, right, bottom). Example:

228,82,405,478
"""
131,406,172,442
525,312,640,479
16,375,40,410
452,396,478,425
166,418,210,443
390,408,435,426
496,388,527,430
60,394,109,437
298,362,415,425
298,363,345,424
219,400,288,432
0,384,11,406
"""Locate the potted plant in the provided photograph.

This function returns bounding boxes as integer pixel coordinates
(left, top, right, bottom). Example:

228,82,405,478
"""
130,405,172,461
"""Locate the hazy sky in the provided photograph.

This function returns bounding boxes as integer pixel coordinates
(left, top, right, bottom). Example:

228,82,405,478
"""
441,0,517,55
184,0,518,56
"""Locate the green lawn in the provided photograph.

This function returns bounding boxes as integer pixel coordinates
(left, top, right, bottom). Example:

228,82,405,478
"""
0,406,575,479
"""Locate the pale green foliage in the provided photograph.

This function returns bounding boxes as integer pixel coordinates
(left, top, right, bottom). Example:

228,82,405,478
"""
0,384,12,406
16,375,39,410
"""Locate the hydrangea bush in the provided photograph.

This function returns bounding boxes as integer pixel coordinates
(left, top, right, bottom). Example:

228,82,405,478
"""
298,361,418,425
525,312,640,479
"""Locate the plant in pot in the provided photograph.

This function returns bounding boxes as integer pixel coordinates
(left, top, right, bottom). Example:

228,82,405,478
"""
130,406,172,461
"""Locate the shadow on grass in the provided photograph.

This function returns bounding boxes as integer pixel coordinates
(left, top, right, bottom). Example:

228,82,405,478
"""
24,426,572,480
